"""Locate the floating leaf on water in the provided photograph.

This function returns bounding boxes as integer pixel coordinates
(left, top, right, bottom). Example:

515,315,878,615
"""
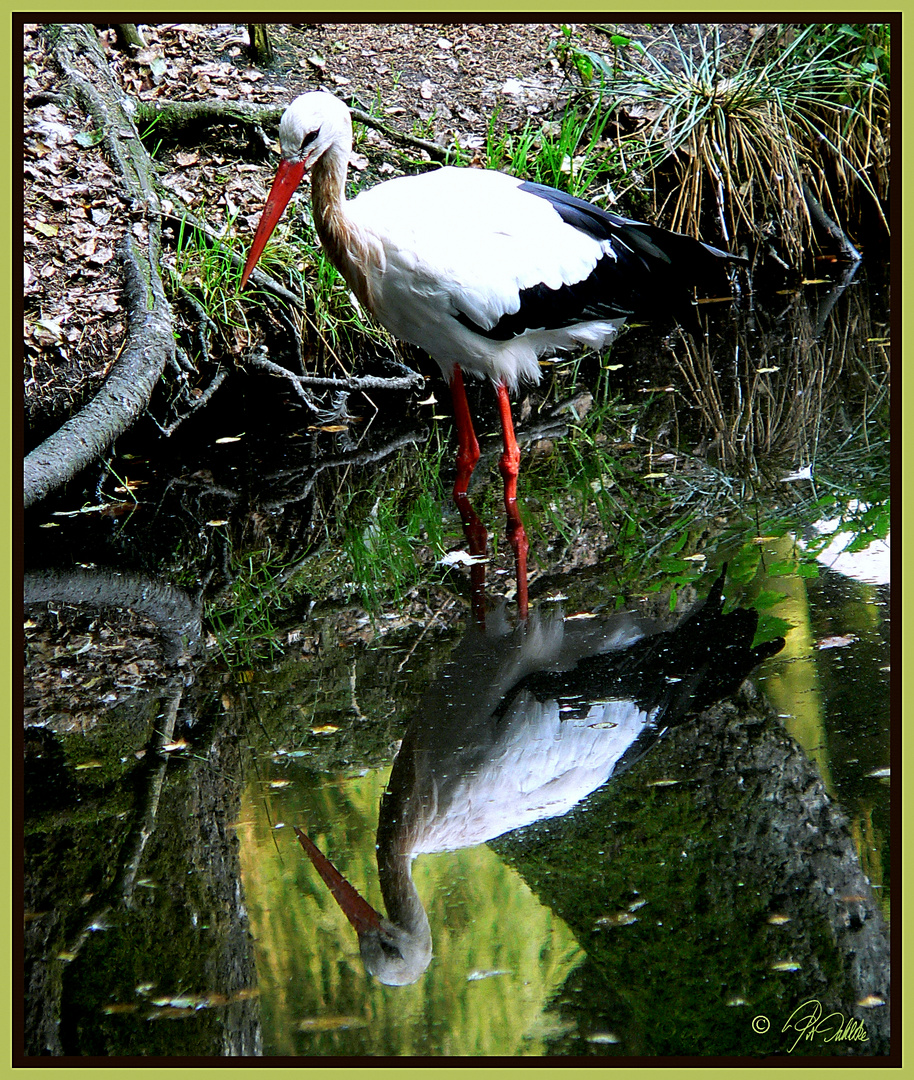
439,550,488,568
771,960,801,971
767,914,791,925
74,761,102,770
145,1006,197,1020
646,778,679,787
310,725,339,734
866,767,890,779
586,1032,620,1044
160,739,189,753
595,911,638,928
298,1015,367,1032
726,997,749,1007
214,435,244,444
780,465,813,482
268,779,291,789
57,951,78,962
817,634,857,650
857,995,886,1008
206,519,229,527
150,996,201,1009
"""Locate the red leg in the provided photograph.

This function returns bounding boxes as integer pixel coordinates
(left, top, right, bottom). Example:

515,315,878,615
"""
494,382,529,621
449,367,488,626
449,367,480,501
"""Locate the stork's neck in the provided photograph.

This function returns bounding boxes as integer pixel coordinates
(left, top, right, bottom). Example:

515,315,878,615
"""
309,145,375,311
378,849,431,943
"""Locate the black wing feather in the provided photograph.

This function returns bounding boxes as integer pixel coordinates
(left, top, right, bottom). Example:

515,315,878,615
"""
457,181,745,341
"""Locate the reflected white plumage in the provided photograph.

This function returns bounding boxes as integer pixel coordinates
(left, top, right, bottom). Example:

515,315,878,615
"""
293,573,782,986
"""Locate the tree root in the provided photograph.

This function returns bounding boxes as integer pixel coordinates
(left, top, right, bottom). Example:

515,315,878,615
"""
802,181,862,264
24,24,175,508
24,233,174,508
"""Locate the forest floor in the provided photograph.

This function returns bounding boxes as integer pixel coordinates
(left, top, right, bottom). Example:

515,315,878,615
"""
23,20,762,434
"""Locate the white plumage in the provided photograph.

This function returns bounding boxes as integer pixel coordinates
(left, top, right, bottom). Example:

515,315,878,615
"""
345,166,624,385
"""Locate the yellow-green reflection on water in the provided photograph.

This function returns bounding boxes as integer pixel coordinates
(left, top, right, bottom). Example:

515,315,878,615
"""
238,767,585,1056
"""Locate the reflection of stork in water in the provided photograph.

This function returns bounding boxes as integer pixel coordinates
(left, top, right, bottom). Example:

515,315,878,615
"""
294,569,783,985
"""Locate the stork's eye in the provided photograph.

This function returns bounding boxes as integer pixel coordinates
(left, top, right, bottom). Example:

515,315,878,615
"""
299,130,319,153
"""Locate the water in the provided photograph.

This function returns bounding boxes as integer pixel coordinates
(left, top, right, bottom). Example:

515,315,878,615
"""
22,268,891,1058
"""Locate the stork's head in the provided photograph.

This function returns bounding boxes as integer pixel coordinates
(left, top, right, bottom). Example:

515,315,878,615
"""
240,92,351,288
357,913,433,987
293,826,432,987
277,92,352,169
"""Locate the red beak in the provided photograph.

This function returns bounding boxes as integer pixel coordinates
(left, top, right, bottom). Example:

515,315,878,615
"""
293,826,383,937
240,158,307,288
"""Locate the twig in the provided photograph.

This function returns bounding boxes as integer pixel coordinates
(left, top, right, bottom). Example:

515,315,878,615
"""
346,98,449,162
157,366,231,437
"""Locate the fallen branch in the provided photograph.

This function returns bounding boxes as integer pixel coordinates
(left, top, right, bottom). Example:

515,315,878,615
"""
249,349,425,402
134,93,451,163
802,181,862,264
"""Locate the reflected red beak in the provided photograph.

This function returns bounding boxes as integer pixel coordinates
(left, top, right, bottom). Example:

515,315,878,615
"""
293,826,383,937
240,158,307,288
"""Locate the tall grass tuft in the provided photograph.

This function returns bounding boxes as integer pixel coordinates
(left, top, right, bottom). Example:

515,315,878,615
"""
560,23,890,264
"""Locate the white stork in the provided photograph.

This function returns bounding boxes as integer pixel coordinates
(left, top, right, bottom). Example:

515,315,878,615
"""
241,92,743,615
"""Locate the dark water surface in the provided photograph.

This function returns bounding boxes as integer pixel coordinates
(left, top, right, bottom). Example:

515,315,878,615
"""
22,267,891,1058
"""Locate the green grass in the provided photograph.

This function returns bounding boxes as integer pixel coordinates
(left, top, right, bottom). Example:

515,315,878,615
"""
449,102,620,201
340,436,450,610
208,546,292,668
